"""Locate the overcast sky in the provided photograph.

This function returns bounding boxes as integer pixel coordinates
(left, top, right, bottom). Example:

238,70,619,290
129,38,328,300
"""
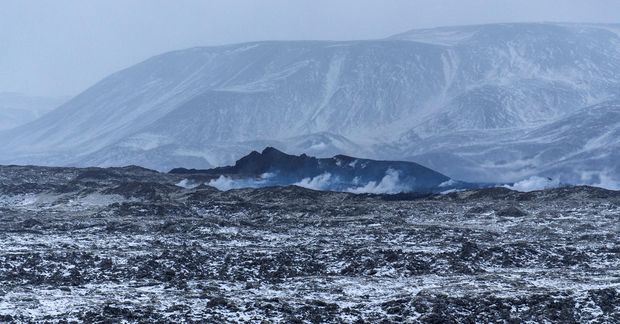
1,0,619,97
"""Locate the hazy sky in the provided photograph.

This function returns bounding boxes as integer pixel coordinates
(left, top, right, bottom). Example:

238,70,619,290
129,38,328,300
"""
1,0,619,97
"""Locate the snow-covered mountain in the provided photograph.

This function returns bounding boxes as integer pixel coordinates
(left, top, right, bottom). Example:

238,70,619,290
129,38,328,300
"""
402,99,620,185
1,23,619,186
0,93,66,130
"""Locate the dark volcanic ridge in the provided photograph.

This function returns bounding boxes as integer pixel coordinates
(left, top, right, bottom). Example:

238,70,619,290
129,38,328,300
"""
0,164,618,322
170,147,482,193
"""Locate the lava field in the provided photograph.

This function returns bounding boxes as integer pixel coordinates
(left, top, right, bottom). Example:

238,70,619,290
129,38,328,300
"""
0,165,618,323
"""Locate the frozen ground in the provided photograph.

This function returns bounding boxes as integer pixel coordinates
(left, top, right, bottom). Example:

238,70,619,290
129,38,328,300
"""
0,165,618,322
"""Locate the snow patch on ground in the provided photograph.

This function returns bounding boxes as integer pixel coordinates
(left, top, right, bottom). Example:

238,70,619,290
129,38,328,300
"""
439,179,458,188
308,142,327,150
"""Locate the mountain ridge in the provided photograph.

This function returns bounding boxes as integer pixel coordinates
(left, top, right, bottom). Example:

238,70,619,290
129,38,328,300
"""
170,147,459,193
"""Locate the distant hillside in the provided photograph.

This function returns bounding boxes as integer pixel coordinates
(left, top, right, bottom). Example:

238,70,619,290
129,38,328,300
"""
0,93,67,130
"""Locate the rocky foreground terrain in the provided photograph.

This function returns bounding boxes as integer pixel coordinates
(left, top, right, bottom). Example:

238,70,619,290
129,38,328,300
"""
0,165,618,323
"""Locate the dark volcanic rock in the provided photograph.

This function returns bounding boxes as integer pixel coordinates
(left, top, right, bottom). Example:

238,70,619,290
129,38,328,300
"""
170,147,456,192
103,181,181,200
0,164,618,322
496,205,528,217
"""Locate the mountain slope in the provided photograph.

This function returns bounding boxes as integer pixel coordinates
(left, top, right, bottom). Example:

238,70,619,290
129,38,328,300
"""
0,93,66,131
403,99,620,185
1,23,619,185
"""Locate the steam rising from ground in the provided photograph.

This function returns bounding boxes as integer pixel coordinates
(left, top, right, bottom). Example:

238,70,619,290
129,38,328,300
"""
178,170,620,194
579,170,620,191
205,173,275,191
346,169,410,194
292,169,411,194
503,176,561,192
178,169,415,194
502,172,620,192
294,173,334,191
